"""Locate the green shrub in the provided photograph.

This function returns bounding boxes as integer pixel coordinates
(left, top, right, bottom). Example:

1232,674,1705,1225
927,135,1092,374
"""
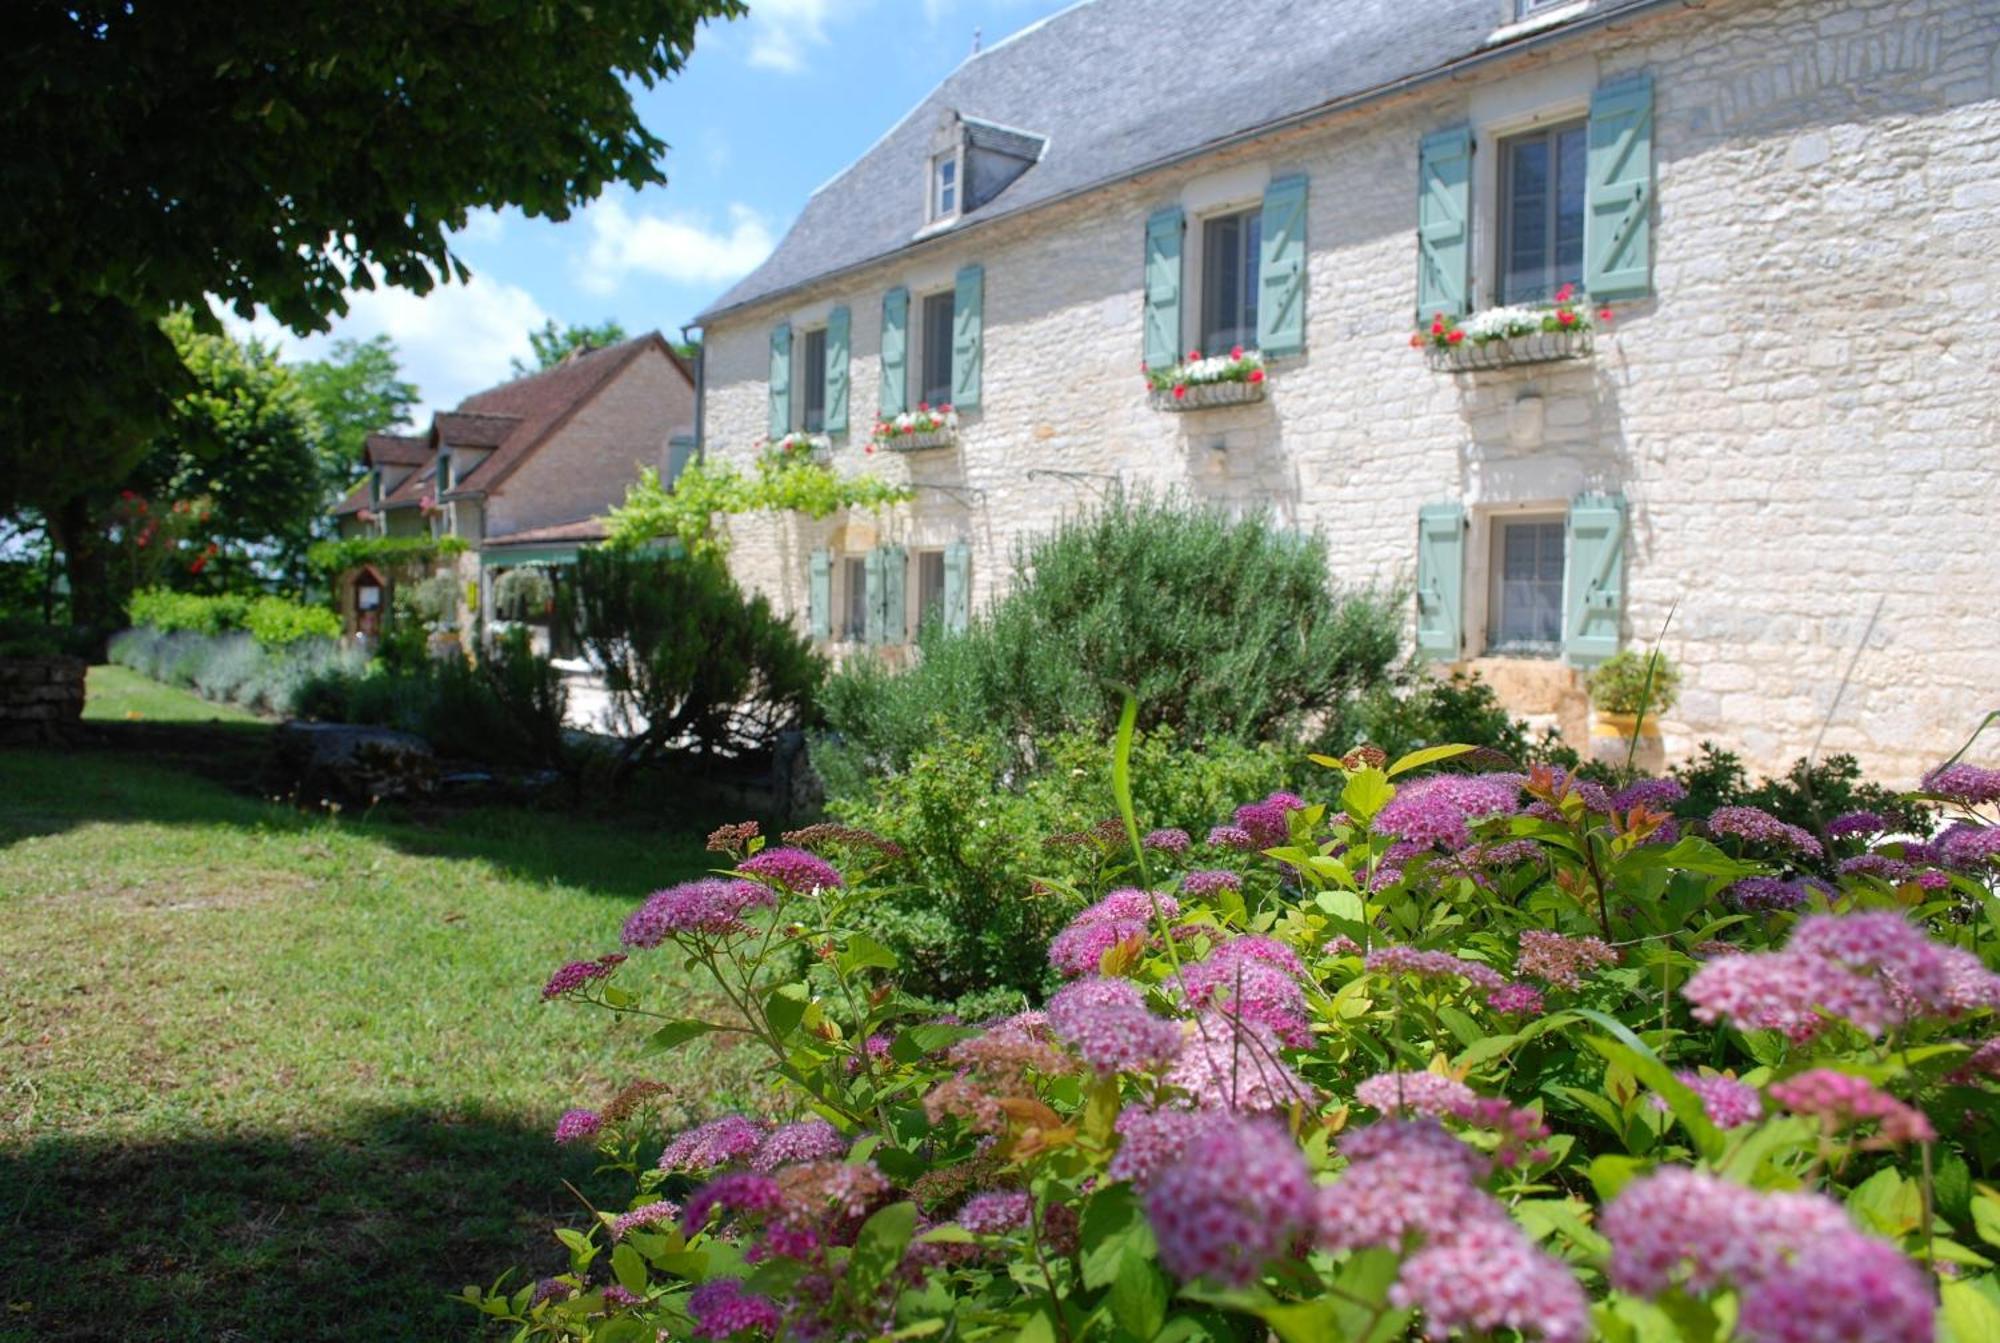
128,587,253,635
190,631,265,702
242,595,341,647
292,633,567,767
1327,667,1578,771
820,490,1400,785
1671,743,1932,857
1588,648,1681,715
560,549,822,772
826,724,1295,1012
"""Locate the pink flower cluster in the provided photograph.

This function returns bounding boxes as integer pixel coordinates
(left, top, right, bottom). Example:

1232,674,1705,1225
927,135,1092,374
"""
553,1108,601,1144
682,1171,784,1230
1924,761,2000,806
1143,1116,1315,1286
738,846,843,892
1231,793,1305,848
660,1114,767,1172
1939,822,2000,868
1206,824,1255,850
1486,984,1546,1017
1180,868,1243,896
687,1278,783,1339
1109,1105,1222,1186
1727,876,1812,913
1612,777,1686,811
1374,774,1521,851
1366,944,1508,991
1047,888,1179,977
1673,1071,1763,1128
622,878,775,946
1046,977,1184,1074
1162,1012,1314,1111
1707,805,1824,858
1354,1070,1475,1118
1142,827,1191,855
1515,931,1619,989
1175,937,1313,1046
1825,809,1888,839
750,1118,849,1171
610,1199,681,1239
541,953,626,999
1767,1068,1936,1143
1601,1169,1931,1343
955,1190,1031,1235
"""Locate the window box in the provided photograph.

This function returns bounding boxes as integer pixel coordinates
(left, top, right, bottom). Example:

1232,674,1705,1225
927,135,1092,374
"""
764,431,832,466
872,407,958,453
1145,347,1268,411
1415,286,1610,373
1426,325,1593,372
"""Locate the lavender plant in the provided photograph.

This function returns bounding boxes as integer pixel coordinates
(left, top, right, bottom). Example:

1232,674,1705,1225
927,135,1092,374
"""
470,735,2000,1342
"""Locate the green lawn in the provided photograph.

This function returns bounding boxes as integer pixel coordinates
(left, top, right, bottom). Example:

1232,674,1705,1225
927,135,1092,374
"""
1,672,760,1340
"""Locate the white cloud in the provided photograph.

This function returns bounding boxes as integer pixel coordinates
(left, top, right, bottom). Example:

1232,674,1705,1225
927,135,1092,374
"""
577,198,776,295
455,209,506,245
739,0,837,73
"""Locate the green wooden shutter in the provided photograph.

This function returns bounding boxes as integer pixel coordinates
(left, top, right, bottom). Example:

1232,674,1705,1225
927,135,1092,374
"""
951,264,983,410
862,547,885,645
768,322,792,436
876,545,908,644
1257,173,1308,356
824,305,850,434
1143,207,1183,370
943,541,971,633
879,288,908,417
1585,74,1655,300
807,549,832,641
1564,493,1627,665
1416,128,1473,321
1415,503,1466,662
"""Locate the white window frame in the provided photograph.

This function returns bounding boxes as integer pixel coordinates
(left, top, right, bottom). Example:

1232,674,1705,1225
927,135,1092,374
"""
840,554,868,643
1495,118,1589,307
1195,206,1262,357
797,326,828,432
931,150,960,222
915,288,956,409
1484,512,1567,656
1465,61,1594,312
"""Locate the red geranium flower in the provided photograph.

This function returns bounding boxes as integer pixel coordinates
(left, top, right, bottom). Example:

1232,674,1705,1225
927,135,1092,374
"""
1187,349,1201,361
1430,319,1444,335
1247,369,1265,384
1598,307,1614,322
918,401,930,413
1446,329,1465,345
1172,384,1187,400
1558,309,1577,326
1554,283,1575,302
1229,345,1244,360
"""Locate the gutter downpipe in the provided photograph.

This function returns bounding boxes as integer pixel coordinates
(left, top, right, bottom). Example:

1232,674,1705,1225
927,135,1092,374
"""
679,322,706,467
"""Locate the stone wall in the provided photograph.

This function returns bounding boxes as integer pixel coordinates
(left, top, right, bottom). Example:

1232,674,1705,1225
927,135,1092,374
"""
699,0,2000,784
0,657,86,743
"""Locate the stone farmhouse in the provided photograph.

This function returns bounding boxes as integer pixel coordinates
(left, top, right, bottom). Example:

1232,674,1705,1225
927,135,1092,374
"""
330,332,696,637
688,0,1999,782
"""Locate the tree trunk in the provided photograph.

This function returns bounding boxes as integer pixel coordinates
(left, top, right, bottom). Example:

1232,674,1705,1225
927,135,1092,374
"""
47,494,112,653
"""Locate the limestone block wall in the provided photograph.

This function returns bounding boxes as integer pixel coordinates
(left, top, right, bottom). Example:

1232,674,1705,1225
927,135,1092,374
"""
700,0,2000,783
0,656,86,743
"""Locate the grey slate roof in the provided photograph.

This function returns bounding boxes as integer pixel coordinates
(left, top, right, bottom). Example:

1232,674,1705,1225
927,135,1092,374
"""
697,0,1657,322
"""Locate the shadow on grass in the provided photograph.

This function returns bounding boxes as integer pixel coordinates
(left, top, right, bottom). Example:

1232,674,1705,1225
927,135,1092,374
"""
0,740,729,904
0,1107,612,1343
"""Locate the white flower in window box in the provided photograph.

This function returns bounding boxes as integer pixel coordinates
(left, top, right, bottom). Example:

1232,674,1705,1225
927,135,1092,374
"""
762,431,833,465
1415,285,1608,371
1145,346,1268,411
871,404,959,452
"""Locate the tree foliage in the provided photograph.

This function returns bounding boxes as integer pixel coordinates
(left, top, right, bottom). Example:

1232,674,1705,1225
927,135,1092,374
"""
293,335,419,498
604,459,913,557
513,319,631,375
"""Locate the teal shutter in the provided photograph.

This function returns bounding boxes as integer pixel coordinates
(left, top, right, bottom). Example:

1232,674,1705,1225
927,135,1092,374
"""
876,545,908,644
879,288,908,417
824,306,850,434
1585,74,1654,300
943,541,971,633
1143,207,1183,370
1416,128,1473,321
1257,173,1308,356
1564,493,1627,664
862,547,885,645
807,549,832,641
951,264,983,410
768,322,792,436
1415,503,1466,662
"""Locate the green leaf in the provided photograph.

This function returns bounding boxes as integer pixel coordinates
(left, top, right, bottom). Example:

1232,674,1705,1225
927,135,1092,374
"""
1436,1005,1485,1048
611,1243,647,1295
1080,1185,1156,1289
1847,1167,1924,1237
1340,768,1395,824
1971,1187,2000,1249
765,984,809,1040
644,1019,723,1053
1612,835,1755,878
1454,1031,1523,1070
1110,1253,1169,1339
891,1024,980,1060
1942,1279,2000,1343
848,1200,918,1298
1576,1010,1723,1160
1010,1307,1059,1343
601,984,638,1009
1587,1153,1651,1202
1255,1299,1345,1343
837,934,899,976
1387,742,1476,776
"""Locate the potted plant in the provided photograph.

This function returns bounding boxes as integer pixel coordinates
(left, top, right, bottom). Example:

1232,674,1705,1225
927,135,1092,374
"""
762,431,832,465
1587,649,1680,771
1145,345,1267,410
1413,285,1613,371
871,404,958,452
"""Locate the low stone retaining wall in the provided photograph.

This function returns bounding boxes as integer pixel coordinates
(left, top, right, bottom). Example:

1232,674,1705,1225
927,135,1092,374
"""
0,656,87,744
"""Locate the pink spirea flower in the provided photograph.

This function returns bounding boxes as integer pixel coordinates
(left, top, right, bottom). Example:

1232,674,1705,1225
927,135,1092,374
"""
1736,1230,1934,1343
1515,931,1619,989
1767,1069,1936,1143
1143,827,1191,855
1355,1070,1477,1117
660,1115,767,1172
1109,1105,1222,1186
1487,984,1545,1017
1682,948,1889,1041
1924,762,2000,806
1078,888,1181,924
1163,1012,1314,1111
682,1172,783,1231
553,1108,601,1144
739,846,842,891
1181,868,1243,896
1047,977,1184,1074
610,1200,681,1239
601,1283,643,1308
623,878,775,946
1825,809,1888,839
1728,876,1811,913
956,1190,1031,1235
688,1278,784,1340
1233,798,1293,848
1707,805,1824,858
1839,853,1914,882
751,1118,848,1171
542,956,623,999
1176,942,1312,1047
1316,1119,1490,1251
1612,777,1687,811
1047,918,1144,978
530,1277,568,1306
1391,1215,1590,1343
1206,824,1255,850
1939,823,2000,868
1599,1169,1856,1297
1792,911,2000,1020
1144,1116,1315,1286
1463,838,1546,868
1366,945,1508,991
1674,1071,1763,1128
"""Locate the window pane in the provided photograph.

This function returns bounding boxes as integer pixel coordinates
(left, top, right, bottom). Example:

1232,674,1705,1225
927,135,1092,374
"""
917,551,946,627
1492,520,1566,649
936,157,957,216
801,329,827,432
1240,212,1261,348
1201,210,1261,354
922,292,955,406
1554,125,1587,293
1503,137,1550,303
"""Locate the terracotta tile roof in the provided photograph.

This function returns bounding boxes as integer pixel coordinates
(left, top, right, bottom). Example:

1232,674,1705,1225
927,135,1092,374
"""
483,516,609,547
363,433,430,467
330,476,373,516
435,411,522,450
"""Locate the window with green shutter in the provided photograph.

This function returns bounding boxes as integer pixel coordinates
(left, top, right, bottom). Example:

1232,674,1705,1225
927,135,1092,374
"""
943,541,971,633
951,264,982,410
870,545,908,645
1257,173,1308,356
768,323,792,437
880,288,909,417
1584,74,1654,300
825,305,850,433
1563,493,1626,664
1415,503,1466,662
1143,207,1183,371
1416,128,1473,321
808,549,832,642
862,547,885,645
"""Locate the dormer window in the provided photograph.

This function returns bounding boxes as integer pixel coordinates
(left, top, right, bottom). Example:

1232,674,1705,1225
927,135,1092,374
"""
437,451,454,493
932,151,958,221
369,468,382,507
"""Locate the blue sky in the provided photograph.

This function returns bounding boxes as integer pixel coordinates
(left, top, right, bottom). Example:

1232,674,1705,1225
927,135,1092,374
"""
234,0,1075,423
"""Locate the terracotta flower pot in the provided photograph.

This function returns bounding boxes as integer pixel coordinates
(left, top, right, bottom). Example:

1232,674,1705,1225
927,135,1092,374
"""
1590,709,1664,773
